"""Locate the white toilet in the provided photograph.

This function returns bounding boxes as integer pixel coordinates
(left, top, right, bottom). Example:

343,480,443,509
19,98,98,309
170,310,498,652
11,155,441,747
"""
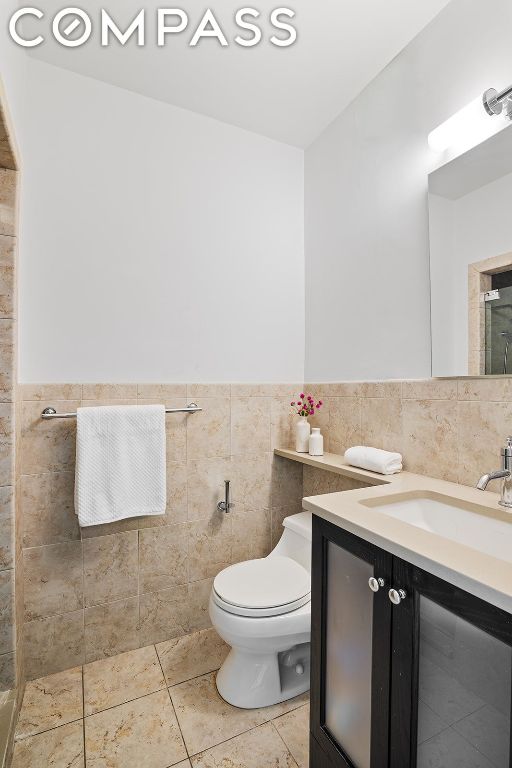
209,511,312,709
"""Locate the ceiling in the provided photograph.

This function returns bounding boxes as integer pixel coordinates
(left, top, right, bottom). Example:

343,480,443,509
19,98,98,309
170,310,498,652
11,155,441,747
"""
18,0,452,147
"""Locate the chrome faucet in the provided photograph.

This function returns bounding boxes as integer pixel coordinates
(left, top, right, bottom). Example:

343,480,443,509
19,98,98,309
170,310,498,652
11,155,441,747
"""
476,437,512,508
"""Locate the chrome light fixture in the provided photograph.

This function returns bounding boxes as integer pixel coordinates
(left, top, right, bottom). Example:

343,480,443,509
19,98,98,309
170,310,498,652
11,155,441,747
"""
483,84,512,117
428,82,512,153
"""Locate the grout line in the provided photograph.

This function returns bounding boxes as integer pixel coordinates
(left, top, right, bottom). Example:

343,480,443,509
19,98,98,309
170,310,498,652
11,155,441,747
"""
81,665,86,768
270,720,301,768
165,683,190,761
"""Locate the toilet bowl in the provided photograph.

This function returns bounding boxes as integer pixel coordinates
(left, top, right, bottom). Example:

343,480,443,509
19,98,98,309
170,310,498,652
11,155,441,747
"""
209,511,312,709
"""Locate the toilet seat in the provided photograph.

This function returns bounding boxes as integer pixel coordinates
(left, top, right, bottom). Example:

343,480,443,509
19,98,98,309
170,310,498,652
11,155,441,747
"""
213,556,311,618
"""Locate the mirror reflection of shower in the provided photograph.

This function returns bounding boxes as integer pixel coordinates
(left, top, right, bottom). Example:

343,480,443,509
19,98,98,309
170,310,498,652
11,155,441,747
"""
500,331,512,374
485,272,512,375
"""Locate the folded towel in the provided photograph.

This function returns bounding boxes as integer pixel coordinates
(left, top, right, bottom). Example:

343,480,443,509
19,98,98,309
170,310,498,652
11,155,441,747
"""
75,404,166,527
344,446,403,475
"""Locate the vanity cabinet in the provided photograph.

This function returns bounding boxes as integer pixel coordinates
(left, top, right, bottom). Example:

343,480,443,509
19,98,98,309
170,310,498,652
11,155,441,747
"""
310,514,512,768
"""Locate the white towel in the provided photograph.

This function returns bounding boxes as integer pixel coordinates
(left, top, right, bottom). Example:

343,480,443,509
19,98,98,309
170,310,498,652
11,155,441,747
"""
344,446,403,475
75,404,166,527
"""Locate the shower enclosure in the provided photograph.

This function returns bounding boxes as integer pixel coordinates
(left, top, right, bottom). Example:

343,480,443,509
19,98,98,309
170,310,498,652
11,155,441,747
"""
485,278,512,375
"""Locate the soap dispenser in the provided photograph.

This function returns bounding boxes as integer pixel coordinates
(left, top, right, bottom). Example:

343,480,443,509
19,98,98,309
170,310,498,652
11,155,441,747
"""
309,428,324,457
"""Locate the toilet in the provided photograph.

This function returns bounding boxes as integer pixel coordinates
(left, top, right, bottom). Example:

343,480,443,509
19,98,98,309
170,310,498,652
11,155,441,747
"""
209,511,312,709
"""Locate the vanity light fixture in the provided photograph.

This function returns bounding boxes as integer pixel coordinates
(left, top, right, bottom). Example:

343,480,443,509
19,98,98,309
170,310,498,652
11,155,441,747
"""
428,83,512,153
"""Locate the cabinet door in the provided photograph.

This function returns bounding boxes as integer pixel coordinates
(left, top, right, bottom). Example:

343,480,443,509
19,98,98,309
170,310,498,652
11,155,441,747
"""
311,516,393,768
391,558,512,768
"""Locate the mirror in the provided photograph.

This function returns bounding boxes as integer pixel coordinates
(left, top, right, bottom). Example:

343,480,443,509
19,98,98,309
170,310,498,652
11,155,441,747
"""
429,124,512,376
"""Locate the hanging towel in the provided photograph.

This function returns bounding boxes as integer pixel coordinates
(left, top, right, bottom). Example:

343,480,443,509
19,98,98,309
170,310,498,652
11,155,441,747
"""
75,404,166,527
344,446,403,475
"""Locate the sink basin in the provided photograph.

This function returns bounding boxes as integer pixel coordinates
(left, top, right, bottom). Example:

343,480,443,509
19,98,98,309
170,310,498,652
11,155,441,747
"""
362,493,512,564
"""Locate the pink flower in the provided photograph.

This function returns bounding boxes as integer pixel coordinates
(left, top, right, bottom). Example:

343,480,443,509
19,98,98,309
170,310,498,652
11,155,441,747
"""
300,393,305,399
290,402,295,406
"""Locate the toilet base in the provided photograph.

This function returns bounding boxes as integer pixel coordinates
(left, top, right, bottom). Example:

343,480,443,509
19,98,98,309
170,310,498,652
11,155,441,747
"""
215,646,310,709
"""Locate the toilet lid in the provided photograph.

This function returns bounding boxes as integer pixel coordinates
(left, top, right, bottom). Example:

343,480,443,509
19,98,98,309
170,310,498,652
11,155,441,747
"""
213,556,310,610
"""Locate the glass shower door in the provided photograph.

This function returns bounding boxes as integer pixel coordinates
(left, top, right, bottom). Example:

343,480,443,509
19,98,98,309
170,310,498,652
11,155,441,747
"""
485,285,512,374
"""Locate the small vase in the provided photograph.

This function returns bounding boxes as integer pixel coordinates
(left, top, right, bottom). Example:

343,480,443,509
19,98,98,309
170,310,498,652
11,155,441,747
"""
295,416,311,453
309,428,324,456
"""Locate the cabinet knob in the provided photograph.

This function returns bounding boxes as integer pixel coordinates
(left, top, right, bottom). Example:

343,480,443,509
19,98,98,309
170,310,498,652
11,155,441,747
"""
388,588,407,605
368,577,385,593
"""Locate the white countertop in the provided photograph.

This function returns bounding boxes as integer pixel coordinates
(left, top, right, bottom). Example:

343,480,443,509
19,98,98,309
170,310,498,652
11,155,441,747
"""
275,449,512,613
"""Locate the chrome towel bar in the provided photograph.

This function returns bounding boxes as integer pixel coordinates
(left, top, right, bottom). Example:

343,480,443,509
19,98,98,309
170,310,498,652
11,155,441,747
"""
41,403,202,420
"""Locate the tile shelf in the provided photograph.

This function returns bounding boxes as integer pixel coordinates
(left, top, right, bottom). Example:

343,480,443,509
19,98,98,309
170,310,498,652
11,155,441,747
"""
273,448,391,487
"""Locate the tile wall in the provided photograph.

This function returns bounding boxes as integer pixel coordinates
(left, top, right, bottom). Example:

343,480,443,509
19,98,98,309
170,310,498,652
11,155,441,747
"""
306,379,512,486
18,383,304,680
0,167,18,698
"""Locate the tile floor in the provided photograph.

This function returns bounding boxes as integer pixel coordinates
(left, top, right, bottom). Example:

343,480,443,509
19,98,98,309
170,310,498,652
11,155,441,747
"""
10,627,310,768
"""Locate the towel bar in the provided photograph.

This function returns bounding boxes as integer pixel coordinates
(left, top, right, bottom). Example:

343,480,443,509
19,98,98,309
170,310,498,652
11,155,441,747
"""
41,403,202,420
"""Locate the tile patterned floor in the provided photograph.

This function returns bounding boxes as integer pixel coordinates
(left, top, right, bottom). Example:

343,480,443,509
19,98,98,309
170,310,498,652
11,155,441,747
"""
11,627,310,768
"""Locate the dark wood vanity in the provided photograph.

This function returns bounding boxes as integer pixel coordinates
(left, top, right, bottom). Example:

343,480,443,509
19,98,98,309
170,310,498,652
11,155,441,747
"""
309,514,512,768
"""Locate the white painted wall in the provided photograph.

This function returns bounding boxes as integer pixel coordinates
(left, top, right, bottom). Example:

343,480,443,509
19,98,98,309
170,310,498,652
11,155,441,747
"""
305,0,512,381
430,171,512,376
17,60,304,382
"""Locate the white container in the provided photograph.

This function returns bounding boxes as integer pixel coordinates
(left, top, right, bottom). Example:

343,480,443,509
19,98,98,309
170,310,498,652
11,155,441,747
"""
308,428,324,456
295,417,311,453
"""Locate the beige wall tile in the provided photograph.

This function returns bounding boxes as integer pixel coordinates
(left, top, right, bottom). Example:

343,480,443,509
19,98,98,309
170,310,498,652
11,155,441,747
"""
23,611,84,680
457,400,512,486
0,486,13,569
305,383,361,397
23,542,83,621
329,397,361,455
270,397,296,451
402,380,458,400
80,517,139,539
0,320,14,402
359,381,402,398
0,236,14,320
156,627,228,687
232,509,271,563
187,384,230,398
231,397,270,456
21,400,78,475
187,458,231,521
270,456,303,509
0,569,14,655
303,466,368,497
83,531,138,607
457,378,512,402
0,403,13,486
401,400,458,482
138,461,187,528
231,453,272,513
188,517,232,582
360,397,402,453
138,585,188,646
139,524,189,592
21,471,78,548
187,398,230,460
185,578,214,633
137,384,187,399
19,384,82,402
82,384,137,399
0,170,16,237
84,597,139,663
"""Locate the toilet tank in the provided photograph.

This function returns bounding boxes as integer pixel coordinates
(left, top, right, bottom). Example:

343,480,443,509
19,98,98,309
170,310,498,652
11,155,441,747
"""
271,511,312,572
